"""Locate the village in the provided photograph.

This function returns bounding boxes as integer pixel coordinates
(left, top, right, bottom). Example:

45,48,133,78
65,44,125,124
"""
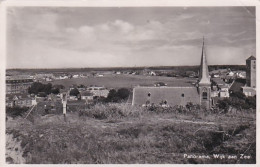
4,4,257,164
5,56,255,111
5,55,256,164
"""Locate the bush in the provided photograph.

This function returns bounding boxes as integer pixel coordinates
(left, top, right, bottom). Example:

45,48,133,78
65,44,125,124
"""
6,106,29,118
225,92,256,110
106,89,119,102
230,91,246,100
28,82,52,95
117,88,130,100
51,88,60,94
105,88,130,103
217,98,230,113
245,96,256,109
69,88,80,96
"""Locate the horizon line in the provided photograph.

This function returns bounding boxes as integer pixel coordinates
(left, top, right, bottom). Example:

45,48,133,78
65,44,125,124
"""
6,64,246,70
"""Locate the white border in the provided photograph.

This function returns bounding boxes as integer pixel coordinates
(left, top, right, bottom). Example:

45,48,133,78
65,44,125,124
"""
0,0,259,167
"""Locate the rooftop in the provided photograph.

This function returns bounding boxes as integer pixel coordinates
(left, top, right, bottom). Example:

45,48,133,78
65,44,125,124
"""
247,55,256,61
133,86,200,106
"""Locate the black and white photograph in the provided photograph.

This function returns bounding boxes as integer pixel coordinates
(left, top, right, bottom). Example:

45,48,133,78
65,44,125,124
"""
1,0,258,165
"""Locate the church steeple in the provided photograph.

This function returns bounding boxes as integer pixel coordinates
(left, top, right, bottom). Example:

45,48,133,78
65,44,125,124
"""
199,37,210,85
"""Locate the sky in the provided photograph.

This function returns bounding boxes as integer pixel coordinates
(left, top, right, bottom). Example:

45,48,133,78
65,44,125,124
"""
6,7,256,69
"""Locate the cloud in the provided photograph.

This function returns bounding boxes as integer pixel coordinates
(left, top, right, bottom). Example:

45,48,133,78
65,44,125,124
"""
6,7,256,68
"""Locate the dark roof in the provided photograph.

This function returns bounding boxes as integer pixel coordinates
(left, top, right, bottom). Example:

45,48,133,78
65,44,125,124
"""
80,91,93,96
247,56,256,60
211,78,226,85
229,78,246,93
6,79,33,84
133,86,200,106
6,93,32,100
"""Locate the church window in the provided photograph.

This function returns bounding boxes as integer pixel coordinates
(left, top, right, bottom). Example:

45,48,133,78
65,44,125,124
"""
181,93,184,97
202,92,207,100
148,92,151,97
164,100,167,104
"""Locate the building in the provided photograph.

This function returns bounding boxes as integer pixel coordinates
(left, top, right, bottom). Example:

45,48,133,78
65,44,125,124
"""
80,91,94,101
6,78,33,94
242,55,256,96
132,38,212,109
211,78,230,97
246,56,256,88
6,93,36,107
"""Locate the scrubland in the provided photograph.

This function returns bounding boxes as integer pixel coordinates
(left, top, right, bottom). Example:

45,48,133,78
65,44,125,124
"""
6,103,256,164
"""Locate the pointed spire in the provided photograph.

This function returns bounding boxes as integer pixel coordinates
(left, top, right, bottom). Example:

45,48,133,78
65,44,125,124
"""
199,37,210,85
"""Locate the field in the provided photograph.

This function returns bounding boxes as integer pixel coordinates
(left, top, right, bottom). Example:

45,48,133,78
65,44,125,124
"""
6,103,256,164
47,75,197,89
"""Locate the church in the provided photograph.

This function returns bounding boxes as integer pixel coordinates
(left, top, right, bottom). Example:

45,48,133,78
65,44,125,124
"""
132,38,212,109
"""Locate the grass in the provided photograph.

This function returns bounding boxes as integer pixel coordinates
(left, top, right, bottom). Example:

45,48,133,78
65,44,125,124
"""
47,74,197,89
6,103,256,164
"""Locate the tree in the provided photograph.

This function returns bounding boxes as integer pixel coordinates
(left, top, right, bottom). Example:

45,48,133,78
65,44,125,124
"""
70,88,80,96
117,88,130,100
6,106,29,118
53,84,65,90
28,82,52,95
106,89,119,102
105,88,130,103
245,95,256,109
217,98,230,113
230,91,246,100
51,88,60,94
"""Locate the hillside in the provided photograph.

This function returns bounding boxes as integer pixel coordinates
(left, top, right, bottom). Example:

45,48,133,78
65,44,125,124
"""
6,104,256,164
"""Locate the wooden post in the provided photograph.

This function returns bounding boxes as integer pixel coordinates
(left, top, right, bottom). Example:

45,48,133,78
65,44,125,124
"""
62,93,67,122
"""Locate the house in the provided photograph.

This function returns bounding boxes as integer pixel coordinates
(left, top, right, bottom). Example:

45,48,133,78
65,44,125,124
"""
86,86,109,98
6,78,33,94
72,74,79,78
154,82,167,87
213,74,220,78
211,78,230,97
236,72,246,79
132,38,212,109
227,71,234,77
80,91,94,100
219,85,229,98
6,93,35,107
229,78,246,93
149,71,156,76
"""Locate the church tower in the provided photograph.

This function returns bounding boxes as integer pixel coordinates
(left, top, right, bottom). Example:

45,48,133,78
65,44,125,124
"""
246,55,256,88
198,37,211,109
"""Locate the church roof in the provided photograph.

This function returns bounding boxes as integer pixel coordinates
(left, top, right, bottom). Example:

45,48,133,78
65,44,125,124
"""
247,55,256,60
199,38,211,85
133,86,200,106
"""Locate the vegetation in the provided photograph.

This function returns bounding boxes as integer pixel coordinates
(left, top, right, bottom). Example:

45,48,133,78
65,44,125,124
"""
28,82,63,95
69,88,80,97
6,102,256,164
6,106,29,118
50,75,197,90
217,92,256,111
105,88,130,103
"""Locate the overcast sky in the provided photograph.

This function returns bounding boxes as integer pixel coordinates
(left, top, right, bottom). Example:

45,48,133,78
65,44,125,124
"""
6,7,256,69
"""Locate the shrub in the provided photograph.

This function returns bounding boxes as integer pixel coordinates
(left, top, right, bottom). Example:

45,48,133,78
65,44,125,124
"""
28,82,52,95
117,88,130,100
70,88,80,96
105,88,130,103
230,91,246,100
217,98,230,113
6,106,29,118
